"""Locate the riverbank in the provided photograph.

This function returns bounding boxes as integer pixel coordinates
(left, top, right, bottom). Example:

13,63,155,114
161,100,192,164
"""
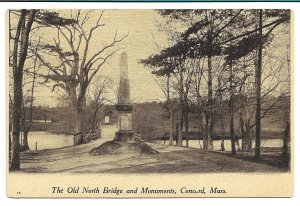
19,137,288,173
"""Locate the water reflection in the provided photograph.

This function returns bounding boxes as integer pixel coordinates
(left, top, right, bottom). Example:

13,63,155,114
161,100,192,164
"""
28,131,73,150
157,139,283,151
28,124,118,150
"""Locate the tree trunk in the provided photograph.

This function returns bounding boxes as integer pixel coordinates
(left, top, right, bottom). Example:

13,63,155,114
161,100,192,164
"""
10,10,35,171
90,115,96,133
72,103,82,134
245,128,251,151
178,97,183,147
204,55,213,150
169,109,174,146
185,110,189,147
175,122,179,145
177,70,184,147
203,113,208,149
197,98,202,135
22,45,38,152
196,106,203,149
11,93,22,169
235,137,240,151
250,126,254,149
178,116,183,146
10,11,25,171
9,122,12,159
240,108,247,150
245,118,252,150
229,59,236,155
167,75,174,146
255,9,263,161
198,112,202,137
184,97,189,133
186,132,189,148
79,89,89,132
72,106,84,145
22,129,30,151
69,82,90,145
71,86,84,144
282,121,290,167
220,116,225,151
90,106,101,133
218,80,225,152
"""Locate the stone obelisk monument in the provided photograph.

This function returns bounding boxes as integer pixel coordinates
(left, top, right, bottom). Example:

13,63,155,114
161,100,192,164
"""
89,52,159,155
115,52,134,141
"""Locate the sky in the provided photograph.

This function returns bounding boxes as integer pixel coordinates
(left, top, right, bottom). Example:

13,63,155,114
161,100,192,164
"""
10,9,290,107
26,10,169,107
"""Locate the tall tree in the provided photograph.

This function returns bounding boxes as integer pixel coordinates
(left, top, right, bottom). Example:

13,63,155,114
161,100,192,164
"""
229,58,237,155
254,9,263,160
190,58,205,149
10,9,36,171
143,9,290,155
148,34,176,146
224,9,290,159
151,73,175,145
33,10,127,144
157,9,244,150
20,43,39,151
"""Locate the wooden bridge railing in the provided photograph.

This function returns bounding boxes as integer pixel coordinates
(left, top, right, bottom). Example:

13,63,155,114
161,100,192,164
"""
73,130,101,146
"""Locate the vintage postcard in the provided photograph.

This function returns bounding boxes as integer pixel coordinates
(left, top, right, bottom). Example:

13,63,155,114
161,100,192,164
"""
7,9,293,198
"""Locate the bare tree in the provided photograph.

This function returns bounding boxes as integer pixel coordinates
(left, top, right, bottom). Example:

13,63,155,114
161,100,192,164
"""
33,10,127,144
87,77,112,134
229,58,237,155
190,57,205,149
10,9,36,170
20,42,40,151
254,9,264,160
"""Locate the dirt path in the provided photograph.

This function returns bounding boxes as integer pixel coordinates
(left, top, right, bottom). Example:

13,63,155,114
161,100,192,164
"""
19,137,286,173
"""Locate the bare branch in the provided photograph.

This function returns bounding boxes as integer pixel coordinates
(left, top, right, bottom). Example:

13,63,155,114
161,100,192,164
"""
84,31,128,69
88,48,120,84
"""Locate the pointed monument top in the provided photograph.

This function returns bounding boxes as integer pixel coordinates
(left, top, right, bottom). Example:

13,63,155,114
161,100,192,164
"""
118,52,130,104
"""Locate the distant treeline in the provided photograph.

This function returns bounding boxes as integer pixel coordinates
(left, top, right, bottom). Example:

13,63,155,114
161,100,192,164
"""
31,94,289,140
133,95,289,140
30,104,117,134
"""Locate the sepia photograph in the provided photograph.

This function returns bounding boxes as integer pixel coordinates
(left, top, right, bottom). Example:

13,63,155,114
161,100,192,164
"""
6,8,293,197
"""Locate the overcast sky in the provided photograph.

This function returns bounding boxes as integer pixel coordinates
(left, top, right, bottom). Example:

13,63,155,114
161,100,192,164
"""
12,9,290,107
26,10,168,107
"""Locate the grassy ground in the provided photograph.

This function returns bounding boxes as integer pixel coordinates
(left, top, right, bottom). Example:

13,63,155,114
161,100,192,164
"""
214,147,290,170
19,137,288,173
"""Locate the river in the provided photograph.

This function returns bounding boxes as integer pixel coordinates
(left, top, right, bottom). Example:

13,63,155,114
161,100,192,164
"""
157,139,283,151
28,124,283,151
28,124,117,150
28,131,73,150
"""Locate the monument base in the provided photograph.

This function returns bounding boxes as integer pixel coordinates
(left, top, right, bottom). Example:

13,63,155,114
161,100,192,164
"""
114,131,135,141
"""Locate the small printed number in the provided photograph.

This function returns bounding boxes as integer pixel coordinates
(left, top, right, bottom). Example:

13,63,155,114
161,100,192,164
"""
17,192,21,195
